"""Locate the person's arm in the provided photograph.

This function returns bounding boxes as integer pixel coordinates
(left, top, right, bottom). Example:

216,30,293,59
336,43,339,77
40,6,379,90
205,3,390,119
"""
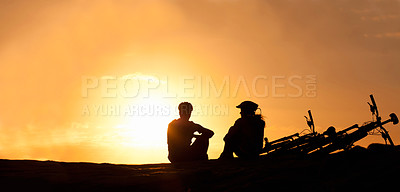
195,124,214,138
223,119,241,141
256,120,266,153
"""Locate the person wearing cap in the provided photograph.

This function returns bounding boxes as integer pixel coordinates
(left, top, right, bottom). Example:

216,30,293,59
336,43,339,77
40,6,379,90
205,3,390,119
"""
167,102,214,163
219,101,265,159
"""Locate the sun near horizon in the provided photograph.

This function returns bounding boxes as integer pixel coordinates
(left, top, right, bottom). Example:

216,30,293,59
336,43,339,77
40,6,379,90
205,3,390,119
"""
0,0,400,164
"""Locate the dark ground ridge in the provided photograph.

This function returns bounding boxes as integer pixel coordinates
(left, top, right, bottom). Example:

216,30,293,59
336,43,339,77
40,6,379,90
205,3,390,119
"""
1,147,399,192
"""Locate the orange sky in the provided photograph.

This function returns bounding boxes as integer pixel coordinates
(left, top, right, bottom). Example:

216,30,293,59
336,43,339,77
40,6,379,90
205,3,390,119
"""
0,0,400,164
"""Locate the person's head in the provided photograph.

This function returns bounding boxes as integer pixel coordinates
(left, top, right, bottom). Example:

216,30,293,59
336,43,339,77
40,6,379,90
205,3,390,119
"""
178,102,193,121
236,101,258,117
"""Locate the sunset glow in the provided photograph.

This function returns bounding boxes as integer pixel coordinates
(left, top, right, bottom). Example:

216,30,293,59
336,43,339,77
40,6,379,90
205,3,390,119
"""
1,0,400,164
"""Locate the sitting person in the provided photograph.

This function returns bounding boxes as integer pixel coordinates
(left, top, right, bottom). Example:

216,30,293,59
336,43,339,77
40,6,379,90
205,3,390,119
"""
167,102,214,163
219,101,265,159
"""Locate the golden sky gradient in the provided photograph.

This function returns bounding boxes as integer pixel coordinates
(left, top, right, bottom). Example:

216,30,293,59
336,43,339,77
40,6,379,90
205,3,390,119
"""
1,0,400,164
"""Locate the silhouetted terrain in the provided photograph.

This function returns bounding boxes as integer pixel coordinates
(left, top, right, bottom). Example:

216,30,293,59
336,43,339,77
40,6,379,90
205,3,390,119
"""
1,149,400,192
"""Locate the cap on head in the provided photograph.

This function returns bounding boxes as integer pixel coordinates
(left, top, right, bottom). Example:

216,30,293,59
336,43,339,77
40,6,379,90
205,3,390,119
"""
178,102,193,114
236,101,258,111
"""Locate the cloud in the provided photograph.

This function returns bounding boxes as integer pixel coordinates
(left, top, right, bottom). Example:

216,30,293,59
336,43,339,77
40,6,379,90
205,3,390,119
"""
364,32,400,39
380,32,400,38
369,14,400,21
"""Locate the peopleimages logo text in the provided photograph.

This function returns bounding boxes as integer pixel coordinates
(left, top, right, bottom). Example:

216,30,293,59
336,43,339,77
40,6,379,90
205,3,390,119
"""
81,74,317,99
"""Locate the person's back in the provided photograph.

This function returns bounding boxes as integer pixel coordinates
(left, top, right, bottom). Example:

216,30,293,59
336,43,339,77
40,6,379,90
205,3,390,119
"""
220,101,265,159
230,115,265,157
167,102,214,163
168,119,203,162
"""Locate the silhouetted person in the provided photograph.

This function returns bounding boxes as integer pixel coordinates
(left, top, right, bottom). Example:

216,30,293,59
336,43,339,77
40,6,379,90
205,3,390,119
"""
167,102,214,163
219,101,265,159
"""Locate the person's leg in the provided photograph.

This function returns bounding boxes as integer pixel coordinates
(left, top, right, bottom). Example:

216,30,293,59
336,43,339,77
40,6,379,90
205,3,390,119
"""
219,135,248,159
219,126,241,159
190,135,210,161
219,144,234,159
